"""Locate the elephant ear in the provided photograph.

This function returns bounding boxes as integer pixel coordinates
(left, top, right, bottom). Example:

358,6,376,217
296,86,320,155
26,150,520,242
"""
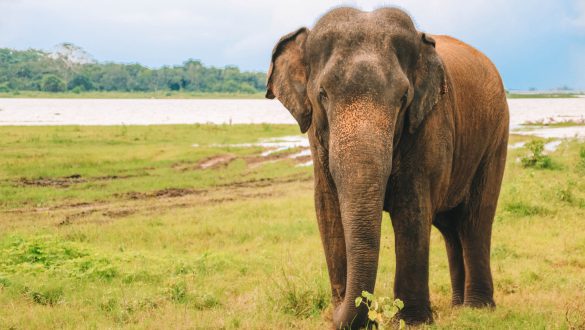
408,33,446,134
266,27,312,133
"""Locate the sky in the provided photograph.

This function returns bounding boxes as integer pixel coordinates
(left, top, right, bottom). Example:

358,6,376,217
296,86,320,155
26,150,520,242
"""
1,0,584,90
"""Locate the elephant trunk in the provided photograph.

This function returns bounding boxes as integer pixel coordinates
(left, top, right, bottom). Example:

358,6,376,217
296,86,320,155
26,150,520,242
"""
329,102,393,328
332,180,385,328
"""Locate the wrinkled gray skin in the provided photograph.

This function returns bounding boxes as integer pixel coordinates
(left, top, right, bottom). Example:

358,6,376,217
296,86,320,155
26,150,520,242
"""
266,7,509,329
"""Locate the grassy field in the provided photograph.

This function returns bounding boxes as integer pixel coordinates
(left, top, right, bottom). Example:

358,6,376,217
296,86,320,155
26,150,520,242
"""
1,125,585,329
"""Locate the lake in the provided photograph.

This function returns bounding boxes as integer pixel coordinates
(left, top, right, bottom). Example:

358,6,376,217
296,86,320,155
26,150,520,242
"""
0,98,584,138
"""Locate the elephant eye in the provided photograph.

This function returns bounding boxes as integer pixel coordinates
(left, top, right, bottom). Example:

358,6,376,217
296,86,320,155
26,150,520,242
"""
401,90,408,105
319,87,328,103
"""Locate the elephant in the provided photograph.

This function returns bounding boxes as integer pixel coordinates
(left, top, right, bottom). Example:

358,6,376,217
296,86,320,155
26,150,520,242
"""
266,7,509,328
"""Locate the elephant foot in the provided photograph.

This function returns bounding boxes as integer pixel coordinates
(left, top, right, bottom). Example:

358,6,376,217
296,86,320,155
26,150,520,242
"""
451,293,464,306
398,302,433,325
331,304,368,330
464,297,496,309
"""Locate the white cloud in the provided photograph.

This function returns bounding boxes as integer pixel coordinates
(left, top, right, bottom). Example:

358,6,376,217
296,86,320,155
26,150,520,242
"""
568,0,585,29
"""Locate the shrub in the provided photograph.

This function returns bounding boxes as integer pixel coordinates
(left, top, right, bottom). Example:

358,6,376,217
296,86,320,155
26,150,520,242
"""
67,74,93,91
41,75,66,92
521,140,552,169
355,291,405,329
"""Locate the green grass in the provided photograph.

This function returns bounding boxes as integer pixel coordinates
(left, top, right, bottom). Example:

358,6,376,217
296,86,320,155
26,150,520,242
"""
506,93,582,99
0,91,265,99
520,120,585,127
1,126,584,329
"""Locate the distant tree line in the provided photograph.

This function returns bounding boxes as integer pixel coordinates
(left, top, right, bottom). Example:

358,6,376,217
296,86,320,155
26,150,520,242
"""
0,45,267,94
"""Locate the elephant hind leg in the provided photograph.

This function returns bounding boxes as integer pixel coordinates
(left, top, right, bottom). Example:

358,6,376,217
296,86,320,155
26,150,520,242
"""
458,139,507,308
434,209,465,306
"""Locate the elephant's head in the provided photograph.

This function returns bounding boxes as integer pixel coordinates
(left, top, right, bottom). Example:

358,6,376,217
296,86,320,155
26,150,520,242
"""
266,7,445,328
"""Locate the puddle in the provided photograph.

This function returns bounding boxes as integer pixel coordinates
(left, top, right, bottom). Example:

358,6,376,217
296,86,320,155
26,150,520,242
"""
296,160,314,167
201,135,309,151
514,126,585,139
196,136,312,167
509,142,526,149
509,140,562,153
544,140,562,152
289,149,312,159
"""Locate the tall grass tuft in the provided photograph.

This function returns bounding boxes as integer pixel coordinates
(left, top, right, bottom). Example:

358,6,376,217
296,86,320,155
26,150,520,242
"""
269,268,330,318
521,140,553,169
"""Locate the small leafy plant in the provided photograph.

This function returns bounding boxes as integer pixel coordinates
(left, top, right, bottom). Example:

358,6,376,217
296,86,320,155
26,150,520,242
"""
355,291,405,329
521,140,552,169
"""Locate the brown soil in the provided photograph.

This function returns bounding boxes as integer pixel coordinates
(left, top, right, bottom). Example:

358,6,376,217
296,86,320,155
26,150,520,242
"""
121,187,204,200
172,149,313,171
50,178,310,227
14,174,137,188
17,174,86,187
198,154,237,169
245,148,312,168
172,154,237,171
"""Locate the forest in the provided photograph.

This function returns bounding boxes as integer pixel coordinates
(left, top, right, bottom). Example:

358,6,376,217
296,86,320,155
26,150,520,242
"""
0,44,266,94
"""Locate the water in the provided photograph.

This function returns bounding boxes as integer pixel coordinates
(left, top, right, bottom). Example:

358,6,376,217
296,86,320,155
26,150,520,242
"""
507,98,585,138
0,99,295,126
0,97,584,138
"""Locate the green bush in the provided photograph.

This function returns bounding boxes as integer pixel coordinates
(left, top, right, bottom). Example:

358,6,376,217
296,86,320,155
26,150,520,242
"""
0,82,10,92
355,291,405,329
521,140,552,169
41,74,66,92
67,74,93,91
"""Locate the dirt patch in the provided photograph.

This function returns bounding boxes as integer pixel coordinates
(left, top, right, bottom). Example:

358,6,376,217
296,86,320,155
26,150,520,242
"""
58,209,98,226
58,208,136,226
102,209,135,218
17,174,86,188
245,148,312,169
294,155,312,164
172,154,237,171
121,187,204,200
218,173,312,189
198,154,237,169
5,173,313,228
173,148,313,171
14,174,138,188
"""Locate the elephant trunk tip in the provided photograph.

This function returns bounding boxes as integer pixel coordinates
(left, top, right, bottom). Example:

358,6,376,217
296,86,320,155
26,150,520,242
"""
332,301,368,330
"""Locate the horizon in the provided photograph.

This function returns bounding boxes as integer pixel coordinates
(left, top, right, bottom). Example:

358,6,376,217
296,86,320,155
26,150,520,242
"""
1,1,584,90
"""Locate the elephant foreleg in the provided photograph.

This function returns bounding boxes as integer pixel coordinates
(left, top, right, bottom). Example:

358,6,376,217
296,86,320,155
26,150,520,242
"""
390,195,433,324
389,179,433,324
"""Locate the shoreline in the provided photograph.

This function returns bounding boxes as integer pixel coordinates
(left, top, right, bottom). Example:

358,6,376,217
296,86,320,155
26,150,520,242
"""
0,92,582,100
